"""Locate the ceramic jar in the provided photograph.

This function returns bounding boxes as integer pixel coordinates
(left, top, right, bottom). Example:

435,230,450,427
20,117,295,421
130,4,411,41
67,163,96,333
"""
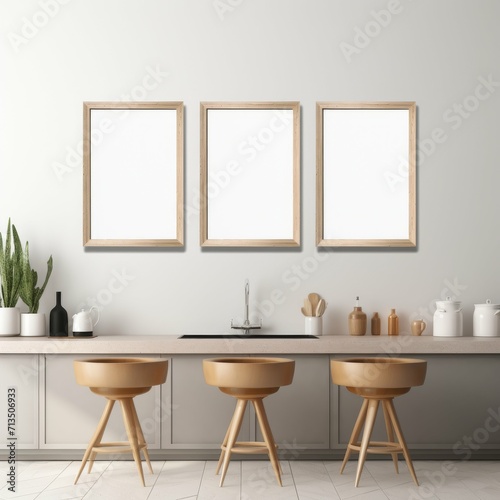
433,297,463,337
473,300,500,337
348,307,367,336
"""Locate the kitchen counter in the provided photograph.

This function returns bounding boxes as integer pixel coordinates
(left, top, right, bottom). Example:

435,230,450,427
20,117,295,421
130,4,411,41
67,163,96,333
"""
1,334,500,354
3,335,500,461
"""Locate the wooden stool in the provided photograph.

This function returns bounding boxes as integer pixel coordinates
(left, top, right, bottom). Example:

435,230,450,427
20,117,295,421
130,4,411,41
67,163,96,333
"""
203,357,295,487
331,357,426,487
73,357,168,486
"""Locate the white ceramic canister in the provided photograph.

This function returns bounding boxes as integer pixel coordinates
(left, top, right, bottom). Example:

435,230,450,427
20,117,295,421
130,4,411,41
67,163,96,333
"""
473,299,500,337
305,316,322,336
433,296,463,337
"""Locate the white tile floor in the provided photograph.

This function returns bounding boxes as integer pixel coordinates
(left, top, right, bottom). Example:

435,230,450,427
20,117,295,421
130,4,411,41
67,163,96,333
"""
1,459,500,500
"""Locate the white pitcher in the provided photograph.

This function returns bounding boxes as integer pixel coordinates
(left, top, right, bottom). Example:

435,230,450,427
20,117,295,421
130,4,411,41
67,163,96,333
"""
433,297,463,337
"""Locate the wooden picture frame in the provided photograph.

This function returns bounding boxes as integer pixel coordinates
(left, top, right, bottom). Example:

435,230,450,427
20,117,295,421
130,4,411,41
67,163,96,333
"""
83,101,183,247
317,102,416,247
200,102,300,247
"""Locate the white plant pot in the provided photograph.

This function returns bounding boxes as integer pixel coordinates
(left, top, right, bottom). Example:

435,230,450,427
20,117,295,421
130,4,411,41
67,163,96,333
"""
21,313,46,337
0,307,21,336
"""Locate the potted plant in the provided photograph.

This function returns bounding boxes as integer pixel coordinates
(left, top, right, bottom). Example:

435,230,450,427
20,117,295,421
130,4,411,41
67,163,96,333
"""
19,241,53,337
0,219,23,336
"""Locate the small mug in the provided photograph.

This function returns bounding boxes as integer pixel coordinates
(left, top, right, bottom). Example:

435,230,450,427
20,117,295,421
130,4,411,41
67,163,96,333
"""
411,319,426,336
305,317,322,336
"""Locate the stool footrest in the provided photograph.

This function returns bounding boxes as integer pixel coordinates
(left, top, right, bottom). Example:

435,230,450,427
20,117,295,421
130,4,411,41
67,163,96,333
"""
348,441,403,455
91,441,148,455
222,441,277,454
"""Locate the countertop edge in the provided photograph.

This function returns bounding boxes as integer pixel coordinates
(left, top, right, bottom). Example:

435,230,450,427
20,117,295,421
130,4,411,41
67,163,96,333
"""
1,335,500,355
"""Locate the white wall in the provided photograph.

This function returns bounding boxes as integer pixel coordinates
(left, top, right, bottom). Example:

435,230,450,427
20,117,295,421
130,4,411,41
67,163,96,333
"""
1,0,499,336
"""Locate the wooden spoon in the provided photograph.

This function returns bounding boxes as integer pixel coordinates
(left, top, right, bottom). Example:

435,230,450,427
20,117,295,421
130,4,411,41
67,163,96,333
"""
308,293,320,316
316,299,326,317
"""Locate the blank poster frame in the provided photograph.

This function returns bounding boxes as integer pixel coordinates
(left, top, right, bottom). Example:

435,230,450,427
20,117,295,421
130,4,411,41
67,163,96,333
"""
83,101,184,247
200,102,300,247
316,101,416,247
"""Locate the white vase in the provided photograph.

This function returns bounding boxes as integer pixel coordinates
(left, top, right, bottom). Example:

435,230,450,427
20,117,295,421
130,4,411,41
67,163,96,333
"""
0,307,21,336
21,313,46,337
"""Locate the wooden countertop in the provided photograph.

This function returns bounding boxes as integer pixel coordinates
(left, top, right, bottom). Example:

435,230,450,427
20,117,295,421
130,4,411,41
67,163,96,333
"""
1,334,500,355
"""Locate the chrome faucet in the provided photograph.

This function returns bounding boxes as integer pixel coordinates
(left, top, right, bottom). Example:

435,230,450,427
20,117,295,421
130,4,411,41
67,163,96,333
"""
231,279,262,335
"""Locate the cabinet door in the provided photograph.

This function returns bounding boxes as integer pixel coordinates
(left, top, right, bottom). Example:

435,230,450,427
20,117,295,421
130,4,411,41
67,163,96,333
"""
332,354,500,451
165,355,250,449
0,355,38,449
256,355,330,450
41,354,163,449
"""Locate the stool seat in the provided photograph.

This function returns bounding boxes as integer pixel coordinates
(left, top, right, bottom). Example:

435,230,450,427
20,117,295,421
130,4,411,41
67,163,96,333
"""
203,357,295,388
74,357,167,392
331,357,426,390
203,357,295,487
331,357,427,487
73,358,168,486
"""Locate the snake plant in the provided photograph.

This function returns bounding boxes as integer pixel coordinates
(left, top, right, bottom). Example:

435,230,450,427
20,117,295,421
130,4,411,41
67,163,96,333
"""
19,243,53,314
0,219,23,308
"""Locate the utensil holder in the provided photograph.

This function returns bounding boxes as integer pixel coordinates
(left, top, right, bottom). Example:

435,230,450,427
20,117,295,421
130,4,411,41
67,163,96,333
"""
305,317,322,336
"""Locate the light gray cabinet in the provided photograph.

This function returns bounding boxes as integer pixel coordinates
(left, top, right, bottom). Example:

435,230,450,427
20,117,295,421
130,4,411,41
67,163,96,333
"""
166,355,330,452
256,355,330,450
165,355,251,449
41,354,164,449
331,354,500,453
0,354,38,449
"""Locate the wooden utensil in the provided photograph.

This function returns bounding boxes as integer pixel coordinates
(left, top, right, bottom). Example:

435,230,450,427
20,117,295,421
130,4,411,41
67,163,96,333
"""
308,293,320,315
303,298,313,317
316,299,326,317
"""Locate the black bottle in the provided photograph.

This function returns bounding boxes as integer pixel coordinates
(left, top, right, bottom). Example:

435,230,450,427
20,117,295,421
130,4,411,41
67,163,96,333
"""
49,291,68,337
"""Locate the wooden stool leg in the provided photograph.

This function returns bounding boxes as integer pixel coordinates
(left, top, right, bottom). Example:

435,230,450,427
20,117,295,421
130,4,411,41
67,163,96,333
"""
130,399,153,474
253,398,282,487
340,398,369,474
355,399,379,488
219,398,247,487
386,399,419,486
120,398,145,487
88,399,116,474
216,411,235,475
382,400,399,474
75,399,115,484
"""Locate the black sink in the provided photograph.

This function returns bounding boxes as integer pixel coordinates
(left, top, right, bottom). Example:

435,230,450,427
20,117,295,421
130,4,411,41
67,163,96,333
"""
178,334,318,339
